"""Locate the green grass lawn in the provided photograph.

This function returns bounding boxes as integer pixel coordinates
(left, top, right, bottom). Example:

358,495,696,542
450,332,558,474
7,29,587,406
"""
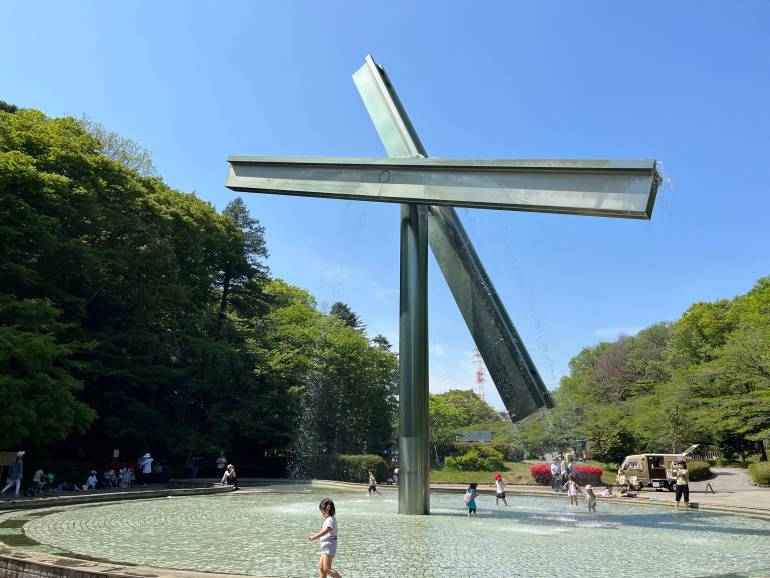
430,461,535,485
430,461,618,486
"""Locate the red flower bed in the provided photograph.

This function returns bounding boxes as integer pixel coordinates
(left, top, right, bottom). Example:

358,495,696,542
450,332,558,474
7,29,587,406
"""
528,463,603,485
574,465,603,484
529,464,552,485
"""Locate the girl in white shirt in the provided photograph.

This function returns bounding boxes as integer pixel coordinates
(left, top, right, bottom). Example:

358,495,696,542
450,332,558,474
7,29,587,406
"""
494,472,508,507
308,498,341,578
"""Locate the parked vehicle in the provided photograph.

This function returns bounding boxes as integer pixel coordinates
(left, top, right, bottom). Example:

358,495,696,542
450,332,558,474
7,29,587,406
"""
617,445,699,491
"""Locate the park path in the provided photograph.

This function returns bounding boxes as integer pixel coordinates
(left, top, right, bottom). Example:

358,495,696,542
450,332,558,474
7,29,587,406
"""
694,466,755,492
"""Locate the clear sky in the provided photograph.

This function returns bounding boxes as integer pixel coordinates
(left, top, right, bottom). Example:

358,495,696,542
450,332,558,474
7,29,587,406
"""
4,1,769,409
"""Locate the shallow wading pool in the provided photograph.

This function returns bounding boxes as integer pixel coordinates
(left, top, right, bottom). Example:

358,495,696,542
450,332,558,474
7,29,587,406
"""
9,485,770,577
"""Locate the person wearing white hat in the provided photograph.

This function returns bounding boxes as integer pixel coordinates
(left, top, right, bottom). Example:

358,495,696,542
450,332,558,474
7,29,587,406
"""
1,451,25,497
585,485,597,513
139,452,153,487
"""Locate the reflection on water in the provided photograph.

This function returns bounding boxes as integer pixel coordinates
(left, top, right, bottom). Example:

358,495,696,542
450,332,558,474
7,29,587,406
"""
21,487,770,578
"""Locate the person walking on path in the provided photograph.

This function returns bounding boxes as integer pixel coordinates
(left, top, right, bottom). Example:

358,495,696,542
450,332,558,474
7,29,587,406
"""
139,453,153,486
1,451,24,497
367,469,378,496
494,472,508,507
308,498,342,578
216,452,227,480
464,482,479,517
564,475,581,506
673,460,690,511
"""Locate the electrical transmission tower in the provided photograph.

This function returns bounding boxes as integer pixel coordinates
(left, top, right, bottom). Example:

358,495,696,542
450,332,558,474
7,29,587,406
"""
473,347,485,401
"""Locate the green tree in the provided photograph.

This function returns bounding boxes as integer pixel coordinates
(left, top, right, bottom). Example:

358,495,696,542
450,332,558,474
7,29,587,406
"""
432,389,500,426
329,301,365,332
429,395,465,460
79,116,156,176
0,297,96,447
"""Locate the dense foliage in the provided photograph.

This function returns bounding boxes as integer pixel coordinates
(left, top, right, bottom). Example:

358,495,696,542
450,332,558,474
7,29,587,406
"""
686,460,711,481
444,446,505,472
429,389,502,460
748,462,770,487
515,278,770,463
0,107,398,464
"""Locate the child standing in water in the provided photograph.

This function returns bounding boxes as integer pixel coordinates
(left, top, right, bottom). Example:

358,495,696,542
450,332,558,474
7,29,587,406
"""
564,475,581,506
308,498,342,578
464,482,479,517
494,472,508,507
585,484,597,513
367,469,378,496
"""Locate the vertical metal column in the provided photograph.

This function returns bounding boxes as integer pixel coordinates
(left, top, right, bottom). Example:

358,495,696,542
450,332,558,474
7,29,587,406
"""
398,202,430,515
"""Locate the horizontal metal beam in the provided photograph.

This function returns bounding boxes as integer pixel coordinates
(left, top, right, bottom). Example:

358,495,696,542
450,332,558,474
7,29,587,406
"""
226,156,659,219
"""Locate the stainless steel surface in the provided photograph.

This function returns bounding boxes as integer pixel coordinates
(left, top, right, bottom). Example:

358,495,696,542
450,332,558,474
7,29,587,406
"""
352,55,553,417
398,204,430,515
355,56,431,515
226,156,658,219
224,54,659,515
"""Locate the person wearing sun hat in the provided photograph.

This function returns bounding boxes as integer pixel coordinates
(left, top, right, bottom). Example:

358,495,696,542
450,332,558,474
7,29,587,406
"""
585,484,597,513
139,452,153,487
494,472,508,507
85,470,98,490
1,451,25,497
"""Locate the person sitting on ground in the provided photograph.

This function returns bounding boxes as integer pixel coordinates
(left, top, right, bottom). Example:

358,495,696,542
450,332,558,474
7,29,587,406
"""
221,464,238,489
600,486,613,497
85,470,98,490
32,468,46,490
152,460,164,483
57,480,79,492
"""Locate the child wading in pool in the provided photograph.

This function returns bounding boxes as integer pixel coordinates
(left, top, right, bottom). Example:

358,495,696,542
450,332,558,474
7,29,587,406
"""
308,498,342,578
564,475,581,506
367,469,378,496
464,482,479,517
585,484,597,513
494,472,508,507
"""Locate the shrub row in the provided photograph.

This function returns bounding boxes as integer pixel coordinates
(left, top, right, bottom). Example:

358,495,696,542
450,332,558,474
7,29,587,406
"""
748,462,770,487
529,463,603,485
686,460,711,481
445,447,505,472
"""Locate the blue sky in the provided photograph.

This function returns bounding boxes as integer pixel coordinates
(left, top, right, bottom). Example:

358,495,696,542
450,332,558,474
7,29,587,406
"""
4,1,769,409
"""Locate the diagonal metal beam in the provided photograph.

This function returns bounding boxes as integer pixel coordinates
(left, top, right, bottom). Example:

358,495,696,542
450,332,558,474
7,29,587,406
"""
352,55,560,420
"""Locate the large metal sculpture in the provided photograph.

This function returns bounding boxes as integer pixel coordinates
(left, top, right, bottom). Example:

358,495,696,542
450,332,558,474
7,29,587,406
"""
226,55,659,514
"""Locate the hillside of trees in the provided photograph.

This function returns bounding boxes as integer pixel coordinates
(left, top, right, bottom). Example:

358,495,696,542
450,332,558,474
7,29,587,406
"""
0,105,398,465
515,277,770,463
3,103,768,474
